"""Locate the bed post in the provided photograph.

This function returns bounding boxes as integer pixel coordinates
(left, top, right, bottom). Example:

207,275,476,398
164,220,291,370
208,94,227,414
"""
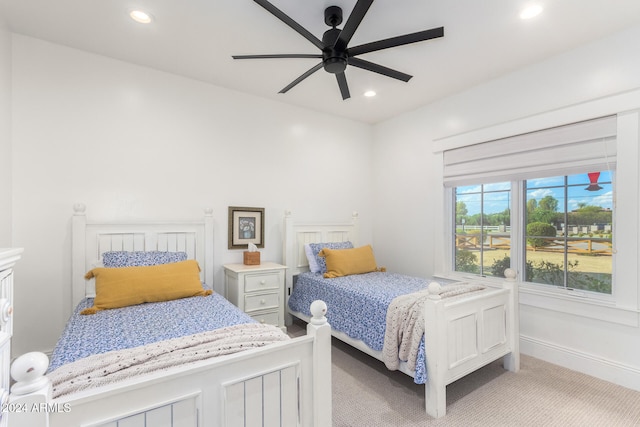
502,268,520,372
71,203,87,311
204,207,214,288
8,351,51,427
423,282,447,418
350,211,359,245
283,210,295,325
307,300,332,427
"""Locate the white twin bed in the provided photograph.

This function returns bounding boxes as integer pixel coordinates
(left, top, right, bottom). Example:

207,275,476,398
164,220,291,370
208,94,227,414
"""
283,211,519,419
9,205,332,427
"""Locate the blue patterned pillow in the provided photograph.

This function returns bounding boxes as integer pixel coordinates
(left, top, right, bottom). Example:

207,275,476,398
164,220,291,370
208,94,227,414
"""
308,241,353,274
102,251,188,268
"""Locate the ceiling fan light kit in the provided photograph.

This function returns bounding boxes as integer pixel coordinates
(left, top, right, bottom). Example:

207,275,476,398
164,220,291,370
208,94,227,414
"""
232,0,444,100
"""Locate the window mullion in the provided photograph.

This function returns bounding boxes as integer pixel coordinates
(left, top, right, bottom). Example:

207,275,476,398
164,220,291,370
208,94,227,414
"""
511,181,524,282
563,176,569,289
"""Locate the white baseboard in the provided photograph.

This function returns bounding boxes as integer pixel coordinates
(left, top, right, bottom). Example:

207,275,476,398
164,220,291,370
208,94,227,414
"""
520,334,640,391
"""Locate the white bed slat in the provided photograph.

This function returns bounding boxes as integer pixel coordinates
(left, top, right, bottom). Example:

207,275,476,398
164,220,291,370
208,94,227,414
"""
280,365,299,427
263,371,281,425
145,405,171,427
224,364,300,427
325,230,350,242
116,413,144,427
224,382,245,426
245,376,263,427
171,397,198,427
89,395,198,427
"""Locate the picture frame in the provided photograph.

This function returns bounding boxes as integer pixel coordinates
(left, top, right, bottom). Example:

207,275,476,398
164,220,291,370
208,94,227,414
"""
228,206,265,249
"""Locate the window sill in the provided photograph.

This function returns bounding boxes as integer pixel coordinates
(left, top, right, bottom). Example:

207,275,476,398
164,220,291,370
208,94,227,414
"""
518,283,639,327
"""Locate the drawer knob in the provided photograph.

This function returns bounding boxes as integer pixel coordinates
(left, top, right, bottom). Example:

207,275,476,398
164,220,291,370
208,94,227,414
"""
260,319,265,324
260,280,266,285
0,298,11,325
260,299,266,305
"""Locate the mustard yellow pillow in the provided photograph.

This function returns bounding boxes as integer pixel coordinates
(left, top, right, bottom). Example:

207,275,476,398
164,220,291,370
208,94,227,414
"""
319,245,379,278
81,260,212,315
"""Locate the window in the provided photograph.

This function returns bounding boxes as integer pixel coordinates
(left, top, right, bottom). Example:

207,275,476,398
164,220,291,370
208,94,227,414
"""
445,115,617,296
454,182,511,278
525,173,613,293
438,107,640,325
453,172,614,295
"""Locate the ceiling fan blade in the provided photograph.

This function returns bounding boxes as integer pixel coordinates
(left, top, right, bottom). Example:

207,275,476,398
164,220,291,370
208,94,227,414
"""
253,0,325,50
233,54,322,59
349,57,412,82
333,0,374,51
348,26,444,56
336,72,351,100
279,62,324,94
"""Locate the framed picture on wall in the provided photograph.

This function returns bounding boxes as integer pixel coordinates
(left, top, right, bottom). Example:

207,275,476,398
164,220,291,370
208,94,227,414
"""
228,206,265,249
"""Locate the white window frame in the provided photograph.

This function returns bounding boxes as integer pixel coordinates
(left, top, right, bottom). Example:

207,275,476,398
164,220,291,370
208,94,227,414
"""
434,90,640,327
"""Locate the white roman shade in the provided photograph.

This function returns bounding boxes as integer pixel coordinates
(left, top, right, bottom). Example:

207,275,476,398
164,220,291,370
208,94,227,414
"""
442,115,617,187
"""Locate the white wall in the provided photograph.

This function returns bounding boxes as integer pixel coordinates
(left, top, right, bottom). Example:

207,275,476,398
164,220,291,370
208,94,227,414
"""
373,23,640,389
0,20,11,246
10,35,374,356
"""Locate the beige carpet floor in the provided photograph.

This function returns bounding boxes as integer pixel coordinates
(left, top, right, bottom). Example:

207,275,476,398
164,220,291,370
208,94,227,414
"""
289,321,640,426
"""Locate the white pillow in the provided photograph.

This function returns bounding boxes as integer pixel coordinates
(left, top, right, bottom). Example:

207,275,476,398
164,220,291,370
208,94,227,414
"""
304,244,320,273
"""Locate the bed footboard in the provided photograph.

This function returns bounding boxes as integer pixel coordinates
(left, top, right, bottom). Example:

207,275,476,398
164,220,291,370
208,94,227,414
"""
9,303,332,427
424,269,519,418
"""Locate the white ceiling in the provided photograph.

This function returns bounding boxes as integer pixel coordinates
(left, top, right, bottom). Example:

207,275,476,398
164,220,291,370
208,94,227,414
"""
2,0,640,124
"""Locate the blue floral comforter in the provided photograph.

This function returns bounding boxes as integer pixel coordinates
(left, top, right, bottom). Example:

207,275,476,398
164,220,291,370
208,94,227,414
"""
288,271,454,384
49,292,254,372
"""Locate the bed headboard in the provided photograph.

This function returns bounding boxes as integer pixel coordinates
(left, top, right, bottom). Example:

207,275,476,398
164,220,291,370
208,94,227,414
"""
282,210,359,292
71,204,214,311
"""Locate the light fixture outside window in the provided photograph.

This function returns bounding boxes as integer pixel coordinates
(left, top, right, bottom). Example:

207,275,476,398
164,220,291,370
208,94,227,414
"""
364,90,376,98
130,10,152,24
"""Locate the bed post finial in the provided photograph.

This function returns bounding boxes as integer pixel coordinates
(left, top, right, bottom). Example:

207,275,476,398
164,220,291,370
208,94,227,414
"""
73,203,86,215
427,282,443,300
309,300,328,325
10,352,50,395
504,268,516,281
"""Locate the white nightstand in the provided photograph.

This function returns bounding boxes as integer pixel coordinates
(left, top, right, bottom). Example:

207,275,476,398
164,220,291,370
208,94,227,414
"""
223,262,287,331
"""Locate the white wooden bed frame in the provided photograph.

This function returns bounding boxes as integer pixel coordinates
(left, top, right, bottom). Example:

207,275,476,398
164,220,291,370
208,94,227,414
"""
8,205,332,427
283,210,520,419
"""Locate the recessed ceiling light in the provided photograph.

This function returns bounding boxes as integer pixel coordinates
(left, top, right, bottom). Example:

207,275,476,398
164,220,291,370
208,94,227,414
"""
364,90,377,98
520,4,543,20
130,10,152,24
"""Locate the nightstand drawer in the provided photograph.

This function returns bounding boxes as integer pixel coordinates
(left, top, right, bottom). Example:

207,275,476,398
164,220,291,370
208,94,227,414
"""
245,273,280,293
223,262,287,331
244,292,279,312
250,311,280,326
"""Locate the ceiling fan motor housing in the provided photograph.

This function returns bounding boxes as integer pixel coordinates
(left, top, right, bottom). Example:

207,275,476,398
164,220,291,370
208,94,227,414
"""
322,27,347,73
